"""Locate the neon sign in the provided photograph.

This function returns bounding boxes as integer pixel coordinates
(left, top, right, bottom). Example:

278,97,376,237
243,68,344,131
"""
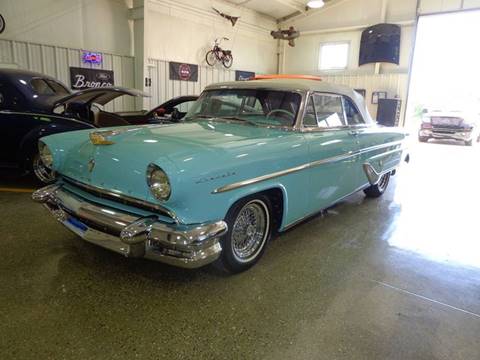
82,51,102,65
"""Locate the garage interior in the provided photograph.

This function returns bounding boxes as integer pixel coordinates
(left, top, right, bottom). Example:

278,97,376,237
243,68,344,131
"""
1,0,480,359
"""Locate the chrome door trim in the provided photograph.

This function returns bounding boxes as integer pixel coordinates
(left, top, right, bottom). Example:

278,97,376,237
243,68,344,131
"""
212,140,403,194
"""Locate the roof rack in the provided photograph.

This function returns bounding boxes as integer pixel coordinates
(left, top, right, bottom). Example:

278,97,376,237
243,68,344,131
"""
252,74,322,81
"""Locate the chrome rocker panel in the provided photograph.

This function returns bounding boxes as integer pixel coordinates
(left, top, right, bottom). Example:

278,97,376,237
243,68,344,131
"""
32,184,228,269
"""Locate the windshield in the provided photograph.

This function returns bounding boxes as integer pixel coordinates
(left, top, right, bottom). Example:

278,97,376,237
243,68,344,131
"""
184,89,302,127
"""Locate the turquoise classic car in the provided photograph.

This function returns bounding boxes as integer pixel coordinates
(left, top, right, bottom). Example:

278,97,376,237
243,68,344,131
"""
33,76,409,273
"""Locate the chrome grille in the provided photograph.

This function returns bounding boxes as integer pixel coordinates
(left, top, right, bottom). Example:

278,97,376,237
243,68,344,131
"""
62,177,175,220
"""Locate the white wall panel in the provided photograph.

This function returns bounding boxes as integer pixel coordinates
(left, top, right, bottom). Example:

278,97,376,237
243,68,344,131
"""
0,39,136,111
146,58,236,109
1,0,132,56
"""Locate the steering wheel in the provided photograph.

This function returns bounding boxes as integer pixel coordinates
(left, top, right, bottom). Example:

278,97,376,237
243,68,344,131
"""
266,109,295,124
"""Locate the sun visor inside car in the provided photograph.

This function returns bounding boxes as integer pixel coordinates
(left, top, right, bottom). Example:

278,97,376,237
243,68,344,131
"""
359,23,401,66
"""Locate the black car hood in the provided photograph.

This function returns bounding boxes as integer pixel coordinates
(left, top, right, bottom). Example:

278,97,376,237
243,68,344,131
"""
53,87,148,109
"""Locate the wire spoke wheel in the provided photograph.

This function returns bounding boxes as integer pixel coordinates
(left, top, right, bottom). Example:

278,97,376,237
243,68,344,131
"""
206,50,217,66
32,154,56,184
231,200,269,263
222,54,233,68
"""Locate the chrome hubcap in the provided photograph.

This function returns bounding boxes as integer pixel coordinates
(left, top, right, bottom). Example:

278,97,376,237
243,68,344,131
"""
33,154,56,184
231,200,269,263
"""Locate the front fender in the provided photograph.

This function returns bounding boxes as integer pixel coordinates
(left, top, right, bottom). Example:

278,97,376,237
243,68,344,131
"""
19,122,92,168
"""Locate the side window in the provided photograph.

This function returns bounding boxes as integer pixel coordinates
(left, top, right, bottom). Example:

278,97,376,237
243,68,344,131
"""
303,96,317,127
45,80,69,95
343,97,365,125
175,100,196,113
30,79,55,95
313,93,345,127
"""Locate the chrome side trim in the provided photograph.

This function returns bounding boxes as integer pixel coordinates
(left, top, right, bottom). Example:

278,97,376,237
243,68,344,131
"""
362,146,405,185
62,176,178,222
212,163,310,194
363,163,396,185
213,140,403,194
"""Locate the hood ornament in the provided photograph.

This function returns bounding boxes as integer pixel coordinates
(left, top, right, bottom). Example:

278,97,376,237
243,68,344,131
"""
87,159,96,173
89,132,115,145
88,127,145,145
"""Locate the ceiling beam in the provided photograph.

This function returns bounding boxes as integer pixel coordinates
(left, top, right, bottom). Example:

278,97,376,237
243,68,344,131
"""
279,0,352,24
271,0,306,14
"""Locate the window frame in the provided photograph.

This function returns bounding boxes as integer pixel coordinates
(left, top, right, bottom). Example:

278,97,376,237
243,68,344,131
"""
342,96,367,127
185,88,304,129
300,91,369,132
318,41,350,71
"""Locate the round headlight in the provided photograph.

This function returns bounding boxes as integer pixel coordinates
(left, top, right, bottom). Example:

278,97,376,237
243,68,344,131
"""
146,164,171,201
38,141,53,169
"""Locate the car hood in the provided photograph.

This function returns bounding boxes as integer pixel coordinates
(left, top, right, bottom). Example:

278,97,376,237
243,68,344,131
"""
45,120,298,208
52,87,148,109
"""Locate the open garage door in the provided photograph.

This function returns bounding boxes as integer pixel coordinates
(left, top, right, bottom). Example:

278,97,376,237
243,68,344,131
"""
393,10,480,267
406,10,480,143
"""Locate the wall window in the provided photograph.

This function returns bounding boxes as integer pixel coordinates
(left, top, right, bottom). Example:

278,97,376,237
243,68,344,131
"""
319,42,349,70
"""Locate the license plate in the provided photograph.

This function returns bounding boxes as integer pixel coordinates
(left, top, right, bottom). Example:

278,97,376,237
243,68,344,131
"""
66,216,88,234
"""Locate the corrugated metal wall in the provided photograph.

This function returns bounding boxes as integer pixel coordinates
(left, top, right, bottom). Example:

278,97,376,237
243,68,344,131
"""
146,58,236,109
322,73,409,126
0,38,135,112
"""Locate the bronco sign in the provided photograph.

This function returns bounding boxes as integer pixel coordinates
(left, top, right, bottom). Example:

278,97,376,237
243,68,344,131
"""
69,67,115,90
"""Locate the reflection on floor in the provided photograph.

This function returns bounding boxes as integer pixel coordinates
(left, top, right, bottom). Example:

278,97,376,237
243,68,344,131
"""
0,139,479,359
389,140,480,267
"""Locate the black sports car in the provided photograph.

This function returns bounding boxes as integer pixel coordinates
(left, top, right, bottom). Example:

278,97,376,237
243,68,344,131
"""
0,68,197,183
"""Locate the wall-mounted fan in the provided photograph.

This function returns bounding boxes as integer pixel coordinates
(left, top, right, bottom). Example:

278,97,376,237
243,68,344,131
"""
0,14,5,34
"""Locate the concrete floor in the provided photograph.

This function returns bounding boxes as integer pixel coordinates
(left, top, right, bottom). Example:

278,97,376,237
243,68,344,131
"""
1,140,480,359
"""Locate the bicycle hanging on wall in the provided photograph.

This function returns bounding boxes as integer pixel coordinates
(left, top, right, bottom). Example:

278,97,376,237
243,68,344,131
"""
206,37,233,69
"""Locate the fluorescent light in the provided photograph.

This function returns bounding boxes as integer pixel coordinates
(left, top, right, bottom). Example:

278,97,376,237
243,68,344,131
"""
307,0,325,8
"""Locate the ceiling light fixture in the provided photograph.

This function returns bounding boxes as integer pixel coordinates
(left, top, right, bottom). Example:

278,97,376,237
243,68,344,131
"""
307,0,325,9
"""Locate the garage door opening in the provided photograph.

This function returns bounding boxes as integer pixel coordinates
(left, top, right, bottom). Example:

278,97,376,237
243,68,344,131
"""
405,10,480,140
392,9,480,268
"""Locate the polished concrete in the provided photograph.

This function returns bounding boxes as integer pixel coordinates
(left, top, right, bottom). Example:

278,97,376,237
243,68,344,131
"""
1,140,480,359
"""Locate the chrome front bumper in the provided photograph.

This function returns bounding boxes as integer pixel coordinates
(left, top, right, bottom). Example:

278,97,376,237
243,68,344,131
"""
32,184,227,269
419,129,473,141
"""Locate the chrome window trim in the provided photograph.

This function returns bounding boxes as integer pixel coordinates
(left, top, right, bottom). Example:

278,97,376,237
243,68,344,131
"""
298,91,373,133
62,176,179,222
213,140,403,194
342,95,367,126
